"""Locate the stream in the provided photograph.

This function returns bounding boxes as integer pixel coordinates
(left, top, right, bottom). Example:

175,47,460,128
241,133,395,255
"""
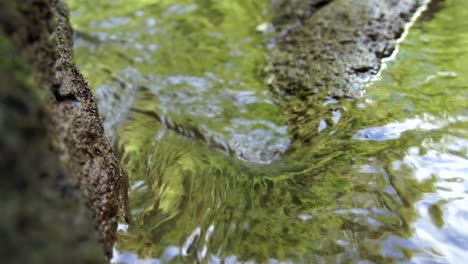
70,0,467,263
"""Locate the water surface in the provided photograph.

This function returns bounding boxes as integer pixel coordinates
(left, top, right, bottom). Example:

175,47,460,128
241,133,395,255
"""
69,0,468,263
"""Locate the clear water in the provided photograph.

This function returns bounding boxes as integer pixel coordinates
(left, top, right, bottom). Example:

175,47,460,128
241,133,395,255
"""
70,0,287,163
69,0,468,263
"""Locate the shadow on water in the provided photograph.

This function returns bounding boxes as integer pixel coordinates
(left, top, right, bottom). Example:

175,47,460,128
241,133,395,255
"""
69,0,467,262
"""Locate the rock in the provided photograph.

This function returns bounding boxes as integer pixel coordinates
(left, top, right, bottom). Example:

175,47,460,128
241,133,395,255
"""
0,18,106,264
267,0,424,148
0,0,128,260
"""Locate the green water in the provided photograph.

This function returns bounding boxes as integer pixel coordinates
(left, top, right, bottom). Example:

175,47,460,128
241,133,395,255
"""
70,0,468,263
70,0,287,163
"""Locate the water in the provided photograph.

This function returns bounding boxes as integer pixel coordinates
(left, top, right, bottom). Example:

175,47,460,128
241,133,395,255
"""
69,0,468,263
70,0,287,163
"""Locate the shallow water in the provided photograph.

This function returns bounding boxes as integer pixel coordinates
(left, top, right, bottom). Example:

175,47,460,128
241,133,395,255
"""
70,0,468,263
70,0,287,163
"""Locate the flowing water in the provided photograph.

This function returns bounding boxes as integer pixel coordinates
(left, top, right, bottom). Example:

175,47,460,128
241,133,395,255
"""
69,0,468,263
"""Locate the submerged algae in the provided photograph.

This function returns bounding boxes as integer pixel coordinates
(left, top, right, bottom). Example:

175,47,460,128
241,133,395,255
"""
70,0,468,263
102,0,428,262
71,0,288,164
267,0,424,150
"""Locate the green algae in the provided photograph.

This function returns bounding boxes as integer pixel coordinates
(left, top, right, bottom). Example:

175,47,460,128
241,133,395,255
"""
69,0,287,162
70,0,468,262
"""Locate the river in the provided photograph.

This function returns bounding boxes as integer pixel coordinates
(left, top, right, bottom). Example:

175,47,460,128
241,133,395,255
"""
70,0,467,262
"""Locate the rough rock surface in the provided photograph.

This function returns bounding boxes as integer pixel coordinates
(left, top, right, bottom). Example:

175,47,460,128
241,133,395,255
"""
0,0,128,260
51,1,129,255
267,0,424,149
0,10,106,264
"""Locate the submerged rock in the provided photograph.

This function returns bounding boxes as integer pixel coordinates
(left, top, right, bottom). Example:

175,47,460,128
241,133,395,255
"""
267,0,425,148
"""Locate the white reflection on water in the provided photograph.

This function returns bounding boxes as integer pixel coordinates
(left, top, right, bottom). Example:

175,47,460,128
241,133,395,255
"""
353,114,465,142
402,136,468,263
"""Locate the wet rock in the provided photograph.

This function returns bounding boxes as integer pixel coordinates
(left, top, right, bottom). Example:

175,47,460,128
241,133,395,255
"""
267,0,425,148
